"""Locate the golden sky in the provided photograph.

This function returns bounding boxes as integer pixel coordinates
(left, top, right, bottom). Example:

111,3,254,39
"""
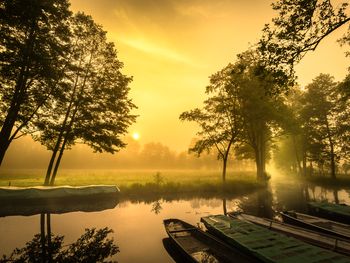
70,0,349,152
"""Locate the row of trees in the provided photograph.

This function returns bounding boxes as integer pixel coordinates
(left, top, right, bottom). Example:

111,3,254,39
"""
275,74,350,178
180,50,290,182
182,56,349,181
0,0,136,184
181,0,350,181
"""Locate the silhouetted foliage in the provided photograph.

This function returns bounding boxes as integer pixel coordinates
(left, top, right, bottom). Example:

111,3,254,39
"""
181,49,291,181
24,12,136,185
259,0,350,83
274,74,350,178
0,0,71,165
180,63,243,182
1,228,118,263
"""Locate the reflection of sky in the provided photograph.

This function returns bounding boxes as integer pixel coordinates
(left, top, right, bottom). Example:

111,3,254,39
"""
1,182,350,261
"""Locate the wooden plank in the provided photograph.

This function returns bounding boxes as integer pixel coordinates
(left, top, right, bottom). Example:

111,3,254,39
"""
201,215,350,263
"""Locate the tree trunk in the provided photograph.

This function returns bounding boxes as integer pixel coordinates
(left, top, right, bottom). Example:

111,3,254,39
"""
0,70,28,166
49,135,68,186
44,73,81,185
222,156,228,183
325,118,336,179
255,134,266,181
0,25,35,166
292,135,302,175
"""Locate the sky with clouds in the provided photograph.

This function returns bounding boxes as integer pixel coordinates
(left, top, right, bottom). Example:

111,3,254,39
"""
69,0,349,151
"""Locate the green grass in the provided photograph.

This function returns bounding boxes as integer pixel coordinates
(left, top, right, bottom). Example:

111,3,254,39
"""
0,169,263,197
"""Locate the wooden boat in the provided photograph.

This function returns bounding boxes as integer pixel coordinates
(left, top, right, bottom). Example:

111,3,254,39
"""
0,185,119,201
308,202,350,224
281,210,350,241
163,218,259,263
201,214,350,263
228,212,350,256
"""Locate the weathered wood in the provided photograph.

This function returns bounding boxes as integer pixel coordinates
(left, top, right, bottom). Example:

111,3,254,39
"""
229,212,350,256
201,214,350,263
281,211,350,241
308,202,350,224
164,218,259,263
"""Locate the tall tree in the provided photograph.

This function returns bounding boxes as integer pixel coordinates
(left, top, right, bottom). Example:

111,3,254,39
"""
31,13,136,185
180,64,243,183
231,51,290,181
0,0,71,165
299,74,339,179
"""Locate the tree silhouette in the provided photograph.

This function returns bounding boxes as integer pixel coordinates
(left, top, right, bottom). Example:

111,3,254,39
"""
30,13,136,185
0,0,71,165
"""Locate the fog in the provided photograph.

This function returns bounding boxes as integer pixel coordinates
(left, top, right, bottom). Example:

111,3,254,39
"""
2,136,255,171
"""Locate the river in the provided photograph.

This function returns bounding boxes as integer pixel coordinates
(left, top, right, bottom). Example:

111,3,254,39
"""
1,175,349,262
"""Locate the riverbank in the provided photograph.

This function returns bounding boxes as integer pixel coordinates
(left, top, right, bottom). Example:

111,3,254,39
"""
0,169,264,196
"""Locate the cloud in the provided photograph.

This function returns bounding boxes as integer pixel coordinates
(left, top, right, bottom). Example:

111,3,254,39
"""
120,37,200,66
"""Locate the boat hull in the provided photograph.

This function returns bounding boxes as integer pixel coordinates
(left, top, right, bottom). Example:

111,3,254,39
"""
281,211,350,241
229,212,350,256
163,218,258,263
308,202,350,224
201,214,350,263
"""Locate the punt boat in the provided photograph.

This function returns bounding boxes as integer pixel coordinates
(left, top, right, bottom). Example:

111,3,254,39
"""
308,202,350,224
163,218,259,263
228,212,350,256
281,210,350,241
201,214,350,263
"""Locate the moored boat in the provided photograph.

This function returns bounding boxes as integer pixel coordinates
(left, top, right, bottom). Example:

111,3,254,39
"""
228,212,350,256
201,214,350,263
281,210,350,241
308,202,350,224
163,218,259,263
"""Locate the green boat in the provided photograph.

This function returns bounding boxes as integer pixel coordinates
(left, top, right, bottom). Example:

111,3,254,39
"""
201,215,350,263
308,202,350,224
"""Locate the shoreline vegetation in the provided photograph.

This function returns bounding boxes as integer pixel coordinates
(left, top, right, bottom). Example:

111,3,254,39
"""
0,170,264,197
1,169,349,199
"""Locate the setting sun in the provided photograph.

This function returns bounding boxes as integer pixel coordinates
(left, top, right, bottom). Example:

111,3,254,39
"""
132,132,140,140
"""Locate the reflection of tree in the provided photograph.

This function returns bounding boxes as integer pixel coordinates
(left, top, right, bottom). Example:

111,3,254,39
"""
151,200,163,215
239,186,274,218
223,199,227,215
1,213,119,263
333,190,340,204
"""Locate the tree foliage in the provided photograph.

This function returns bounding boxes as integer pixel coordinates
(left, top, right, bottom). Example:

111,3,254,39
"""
0,0,71,165
180,63,243,182
259,0,350,82
275,74,350,178
31,13,136,185
181,50,291,181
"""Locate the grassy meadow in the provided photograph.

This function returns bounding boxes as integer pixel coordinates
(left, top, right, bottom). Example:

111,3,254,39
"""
0,169,264,197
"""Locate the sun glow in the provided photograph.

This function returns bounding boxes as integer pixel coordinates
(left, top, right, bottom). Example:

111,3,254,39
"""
132,132,140,140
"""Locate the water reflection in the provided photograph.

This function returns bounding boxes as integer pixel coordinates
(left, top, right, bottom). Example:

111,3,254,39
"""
1,213,119,262
0,194,119,217
151,200,163,214
1,178,350,262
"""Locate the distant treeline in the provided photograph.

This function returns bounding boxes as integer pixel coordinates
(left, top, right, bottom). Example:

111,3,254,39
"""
1,136,256,170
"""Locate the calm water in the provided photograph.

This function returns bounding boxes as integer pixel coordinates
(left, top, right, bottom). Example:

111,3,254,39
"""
1,176,350,262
